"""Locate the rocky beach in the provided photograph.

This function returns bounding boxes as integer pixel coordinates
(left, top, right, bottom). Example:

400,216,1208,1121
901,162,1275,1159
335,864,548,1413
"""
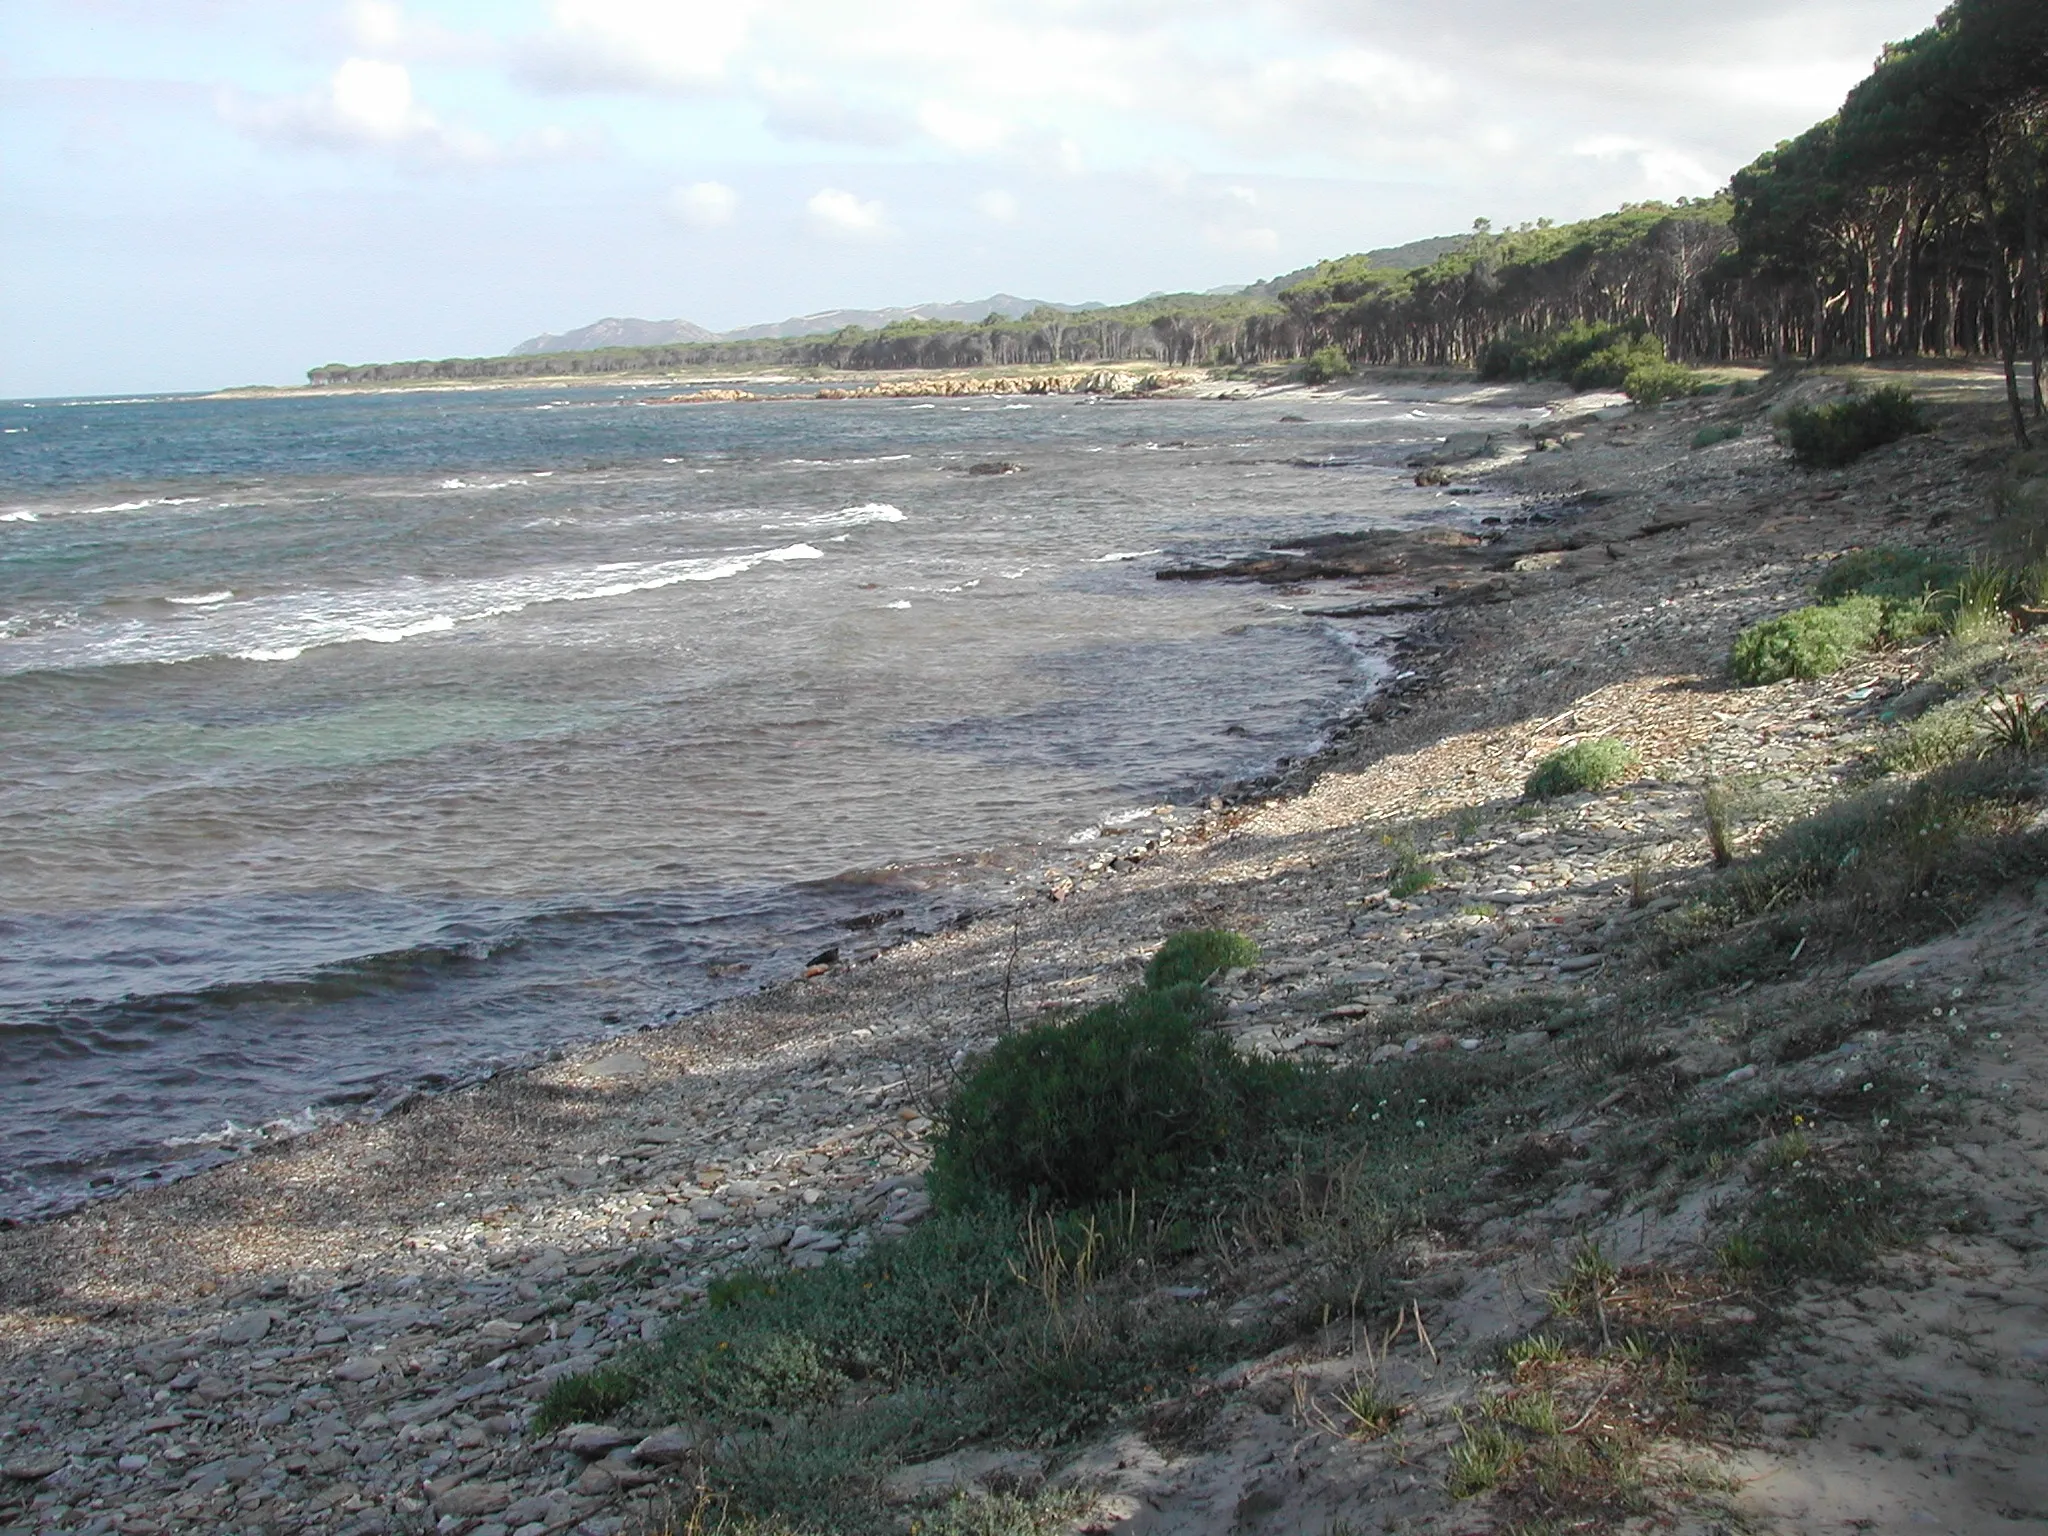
6,363,2047,1536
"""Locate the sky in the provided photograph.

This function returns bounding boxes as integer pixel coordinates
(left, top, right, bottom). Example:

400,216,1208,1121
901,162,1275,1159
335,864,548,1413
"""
2,0,1948,398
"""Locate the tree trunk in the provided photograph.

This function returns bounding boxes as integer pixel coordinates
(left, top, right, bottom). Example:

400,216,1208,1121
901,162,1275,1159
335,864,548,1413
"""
2025,149,2045,417
1985,164,2034,448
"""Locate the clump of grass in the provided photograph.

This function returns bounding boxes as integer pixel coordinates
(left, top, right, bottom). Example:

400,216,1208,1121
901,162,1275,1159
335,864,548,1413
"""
1499,1389,1563,1436
1335,1376,1405,1438
1384,834,1437,898
1524,738,1639,801
1728,597,1884,685
1702,781,1734,868
1506,1334,1569,1371
1143,929,1259,991
1448,1420,1522,1498
1783,386,1931,469
1691,423,1744,450
532,1364,644,1435
1981,687,2048,753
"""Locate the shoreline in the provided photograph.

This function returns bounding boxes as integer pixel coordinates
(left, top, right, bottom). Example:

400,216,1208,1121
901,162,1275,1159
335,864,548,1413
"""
8,364,2034,1534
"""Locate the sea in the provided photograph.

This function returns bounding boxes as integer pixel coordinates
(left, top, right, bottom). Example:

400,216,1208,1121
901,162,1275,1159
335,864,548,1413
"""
0,380,1543,1220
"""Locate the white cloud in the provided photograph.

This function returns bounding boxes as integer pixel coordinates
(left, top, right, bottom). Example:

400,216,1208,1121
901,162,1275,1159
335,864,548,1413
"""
670,179,738,227
916,101,1009,155
1205,223,1280,257
346,1,406,54
220,57,497,162
521,0,757,93
806,187,890,239
974,189,1019,224
1573,135,1721,199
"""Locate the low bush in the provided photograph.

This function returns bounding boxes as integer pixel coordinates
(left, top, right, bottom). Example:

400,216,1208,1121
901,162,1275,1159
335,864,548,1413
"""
1144,929,1259,991
1783,386,1931,469
1622,359,1705,405
1814,546,1961,606
1524,738,1639,800
1692,423,1744,450
1478,321,1649,386
1571,331,1667,392
1300,345,1351,384
1728,597,1884,685
930,981,1289,1210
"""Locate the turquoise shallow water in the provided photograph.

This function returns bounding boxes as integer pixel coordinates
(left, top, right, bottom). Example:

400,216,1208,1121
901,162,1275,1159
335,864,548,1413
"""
0,382,1538,1217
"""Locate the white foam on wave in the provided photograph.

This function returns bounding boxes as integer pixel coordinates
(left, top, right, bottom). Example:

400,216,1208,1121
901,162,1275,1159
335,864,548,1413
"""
1094,549,1161,563
885,600,912,610
2,543,828,675
167,590,234,606
5,494,207,522
767,502,909,533
360,615,457,643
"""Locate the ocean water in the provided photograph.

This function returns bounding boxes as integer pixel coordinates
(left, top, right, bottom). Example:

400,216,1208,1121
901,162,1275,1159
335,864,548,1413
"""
0,382,1539,1218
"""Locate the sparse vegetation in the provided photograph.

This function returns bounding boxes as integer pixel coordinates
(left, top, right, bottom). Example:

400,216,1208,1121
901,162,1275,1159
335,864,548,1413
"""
1692,423,1744,449
1384,834,1438,897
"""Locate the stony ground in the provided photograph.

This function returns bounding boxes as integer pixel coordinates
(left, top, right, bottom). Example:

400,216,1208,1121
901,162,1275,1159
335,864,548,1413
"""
3,363,2044,1536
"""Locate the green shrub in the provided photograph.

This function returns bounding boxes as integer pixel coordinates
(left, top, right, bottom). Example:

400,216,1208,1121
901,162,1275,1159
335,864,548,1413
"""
1783,386,1931,469
1144,929,1259,991
1692,423,1744,450
930,984,1288,1209
1728,597,1885,685
1301,345,1351,384
1523,738,1639,800
1569,332,1666,392
1622,358,1704,405
1477,321,1649,386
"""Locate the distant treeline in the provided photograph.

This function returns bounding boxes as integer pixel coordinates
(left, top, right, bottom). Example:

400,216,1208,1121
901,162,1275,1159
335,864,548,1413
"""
311,0,2046,440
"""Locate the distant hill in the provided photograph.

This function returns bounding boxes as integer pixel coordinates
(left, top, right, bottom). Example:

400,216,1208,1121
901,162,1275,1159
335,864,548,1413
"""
1241,235,1469,298
721,293,1097,341
510,294,1095,355
511,317,719,355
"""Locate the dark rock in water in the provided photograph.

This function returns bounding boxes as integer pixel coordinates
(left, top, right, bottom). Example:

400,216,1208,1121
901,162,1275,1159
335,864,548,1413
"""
967,461,1025,476
1156,527,1491,586
1278,414,1307,422
839,907,906,931
806,945,841,968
